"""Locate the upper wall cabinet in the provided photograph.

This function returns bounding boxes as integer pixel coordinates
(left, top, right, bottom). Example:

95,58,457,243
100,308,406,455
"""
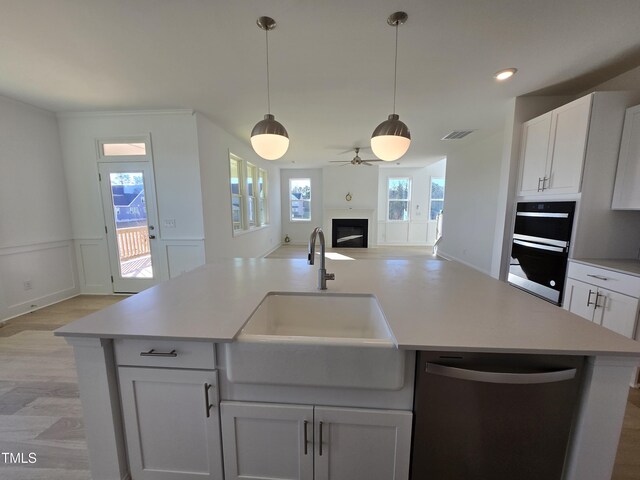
518,94,593,196
612,104,640,209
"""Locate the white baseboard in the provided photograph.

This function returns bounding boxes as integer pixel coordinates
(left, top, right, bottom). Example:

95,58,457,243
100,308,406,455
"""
436,250,491,276
1,291,80,324
260,242,283,258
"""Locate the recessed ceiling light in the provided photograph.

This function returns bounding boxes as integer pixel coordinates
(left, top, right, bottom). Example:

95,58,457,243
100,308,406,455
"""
494,68,518,81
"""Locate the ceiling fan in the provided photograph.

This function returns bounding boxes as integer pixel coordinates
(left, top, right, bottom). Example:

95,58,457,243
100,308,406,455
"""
329,147,385,166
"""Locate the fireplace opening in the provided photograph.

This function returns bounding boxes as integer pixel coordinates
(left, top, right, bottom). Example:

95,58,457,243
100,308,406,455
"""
332,218,368,248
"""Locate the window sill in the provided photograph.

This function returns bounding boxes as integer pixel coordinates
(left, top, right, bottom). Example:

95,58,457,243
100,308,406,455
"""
233,224,270,237
290,219,312,222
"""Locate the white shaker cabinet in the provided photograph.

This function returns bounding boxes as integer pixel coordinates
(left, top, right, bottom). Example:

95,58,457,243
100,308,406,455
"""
612,104,640,209
220,401,412,480
115,338,223,480
118,367,224,480
564,262,640,339
518,94,592,196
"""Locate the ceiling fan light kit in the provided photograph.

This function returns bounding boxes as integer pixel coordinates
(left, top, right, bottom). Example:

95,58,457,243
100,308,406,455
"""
250,16,289,161
371,11,411,162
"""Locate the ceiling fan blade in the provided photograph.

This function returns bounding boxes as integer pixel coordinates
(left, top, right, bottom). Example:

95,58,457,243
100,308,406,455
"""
361,159,384,162
329,160,350,163
363,162,374,166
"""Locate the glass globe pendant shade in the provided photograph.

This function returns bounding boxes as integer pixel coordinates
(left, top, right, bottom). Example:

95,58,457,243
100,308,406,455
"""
250,114,289,160
371,114,411,161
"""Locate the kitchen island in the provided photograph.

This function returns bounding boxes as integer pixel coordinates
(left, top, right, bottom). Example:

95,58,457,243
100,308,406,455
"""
55,257,640,480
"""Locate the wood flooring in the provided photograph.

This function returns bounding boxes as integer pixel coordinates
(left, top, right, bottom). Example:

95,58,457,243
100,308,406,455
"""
0,275,638,479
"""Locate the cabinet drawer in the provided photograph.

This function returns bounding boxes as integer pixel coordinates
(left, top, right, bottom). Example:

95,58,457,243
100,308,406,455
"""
567,262,640,298
114,338,216,369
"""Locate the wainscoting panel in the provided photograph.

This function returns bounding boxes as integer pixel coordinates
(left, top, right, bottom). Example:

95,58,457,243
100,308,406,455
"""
0,241,78,321
164,241,205,278
75,239,112,295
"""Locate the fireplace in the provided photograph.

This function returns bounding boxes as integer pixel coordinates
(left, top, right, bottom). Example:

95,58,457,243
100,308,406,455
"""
332,218,368,248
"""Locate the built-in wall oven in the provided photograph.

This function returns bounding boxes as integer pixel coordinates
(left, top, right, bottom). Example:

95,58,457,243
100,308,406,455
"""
508,201,576,305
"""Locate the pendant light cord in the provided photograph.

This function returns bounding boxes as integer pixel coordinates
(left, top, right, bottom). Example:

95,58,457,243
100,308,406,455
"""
393,21,399,115
265,29,271,115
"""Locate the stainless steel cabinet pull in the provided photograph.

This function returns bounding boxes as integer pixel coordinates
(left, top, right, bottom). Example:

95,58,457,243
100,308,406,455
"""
303,420,308,455
318,421,323,456
542,176,549,190
587,289,596,307
204,383,214,418
587,274,609,281
537,177,543,192
425,362,576,384
594,292,605,309
140,349,177,357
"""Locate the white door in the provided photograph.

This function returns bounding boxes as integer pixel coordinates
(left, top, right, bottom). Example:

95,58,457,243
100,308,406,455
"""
597,288,640,338
118,367,224,480
220,401,314,480
314,406,412,480
519,112,552,196
564,278,596,321
99,161,160,293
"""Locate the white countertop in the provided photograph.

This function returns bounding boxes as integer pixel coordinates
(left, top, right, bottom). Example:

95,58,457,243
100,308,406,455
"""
571,258,640,277
55,258,640,357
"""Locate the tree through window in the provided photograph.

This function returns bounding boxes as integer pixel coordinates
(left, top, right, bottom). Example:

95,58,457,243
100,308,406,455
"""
388,177,411,221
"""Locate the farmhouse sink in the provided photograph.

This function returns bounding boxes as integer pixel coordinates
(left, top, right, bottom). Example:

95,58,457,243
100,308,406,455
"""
238,292,395,345
224,292,406,390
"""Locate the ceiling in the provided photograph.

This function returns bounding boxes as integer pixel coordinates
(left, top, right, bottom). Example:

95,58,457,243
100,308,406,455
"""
2,0,640,167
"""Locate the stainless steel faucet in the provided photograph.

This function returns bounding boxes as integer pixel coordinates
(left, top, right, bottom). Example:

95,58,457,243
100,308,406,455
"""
308,227,335,290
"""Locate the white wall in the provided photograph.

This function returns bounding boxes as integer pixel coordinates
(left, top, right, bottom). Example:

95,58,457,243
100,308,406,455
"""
57,110,207,293
439,132,503,274
377,161,446,246
280,168,323,244
0,95,78,321
196,113,281,259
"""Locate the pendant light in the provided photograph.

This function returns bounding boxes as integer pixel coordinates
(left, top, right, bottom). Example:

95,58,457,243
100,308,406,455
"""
251,16,289,160
371,12,410,161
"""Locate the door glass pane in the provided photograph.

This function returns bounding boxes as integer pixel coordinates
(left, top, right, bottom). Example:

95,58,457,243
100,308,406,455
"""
109,172,154,279
102,143,146,156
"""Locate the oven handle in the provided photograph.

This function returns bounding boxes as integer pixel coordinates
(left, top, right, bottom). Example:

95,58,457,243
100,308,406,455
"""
513,239,566,253
513,233,569,248
516,212,570,218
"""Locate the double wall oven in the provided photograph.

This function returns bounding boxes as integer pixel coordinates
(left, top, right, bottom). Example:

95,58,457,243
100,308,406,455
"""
508,201,576,305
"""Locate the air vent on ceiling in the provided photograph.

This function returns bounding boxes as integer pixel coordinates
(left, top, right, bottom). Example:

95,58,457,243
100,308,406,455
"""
441,130,475,140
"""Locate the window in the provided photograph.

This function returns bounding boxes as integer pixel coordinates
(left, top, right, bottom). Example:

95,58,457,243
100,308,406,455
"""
430,178,445,220
290,178,311,221
258,169,268,226
387,177,411,221
230,155,244,231
247,163,258,227
101,142,147,156
229,154,269,233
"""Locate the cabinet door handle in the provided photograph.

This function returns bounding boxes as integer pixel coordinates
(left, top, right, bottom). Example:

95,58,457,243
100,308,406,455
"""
587,289,596,307
587,274,609,281
542,176,549,190
318,421,323,456
537,177,543,192
303,420,309,455
594,292,605,309
140,349,177,357
204,383,214,418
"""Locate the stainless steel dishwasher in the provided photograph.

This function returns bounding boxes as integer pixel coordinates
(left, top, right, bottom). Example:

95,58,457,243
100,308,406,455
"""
411,351,584,480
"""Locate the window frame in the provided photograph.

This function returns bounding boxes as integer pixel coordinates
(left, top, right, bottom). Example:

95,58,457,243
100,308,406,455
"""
387,177,412,222
229,154,245,232
229,153,270,236
429,177,445,221
289,177,312,222
258,168,269,226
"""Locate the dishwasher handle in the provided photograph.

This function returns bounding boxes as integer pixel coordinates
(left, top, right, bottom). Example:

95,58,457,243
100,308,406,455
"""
425,362,576,385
